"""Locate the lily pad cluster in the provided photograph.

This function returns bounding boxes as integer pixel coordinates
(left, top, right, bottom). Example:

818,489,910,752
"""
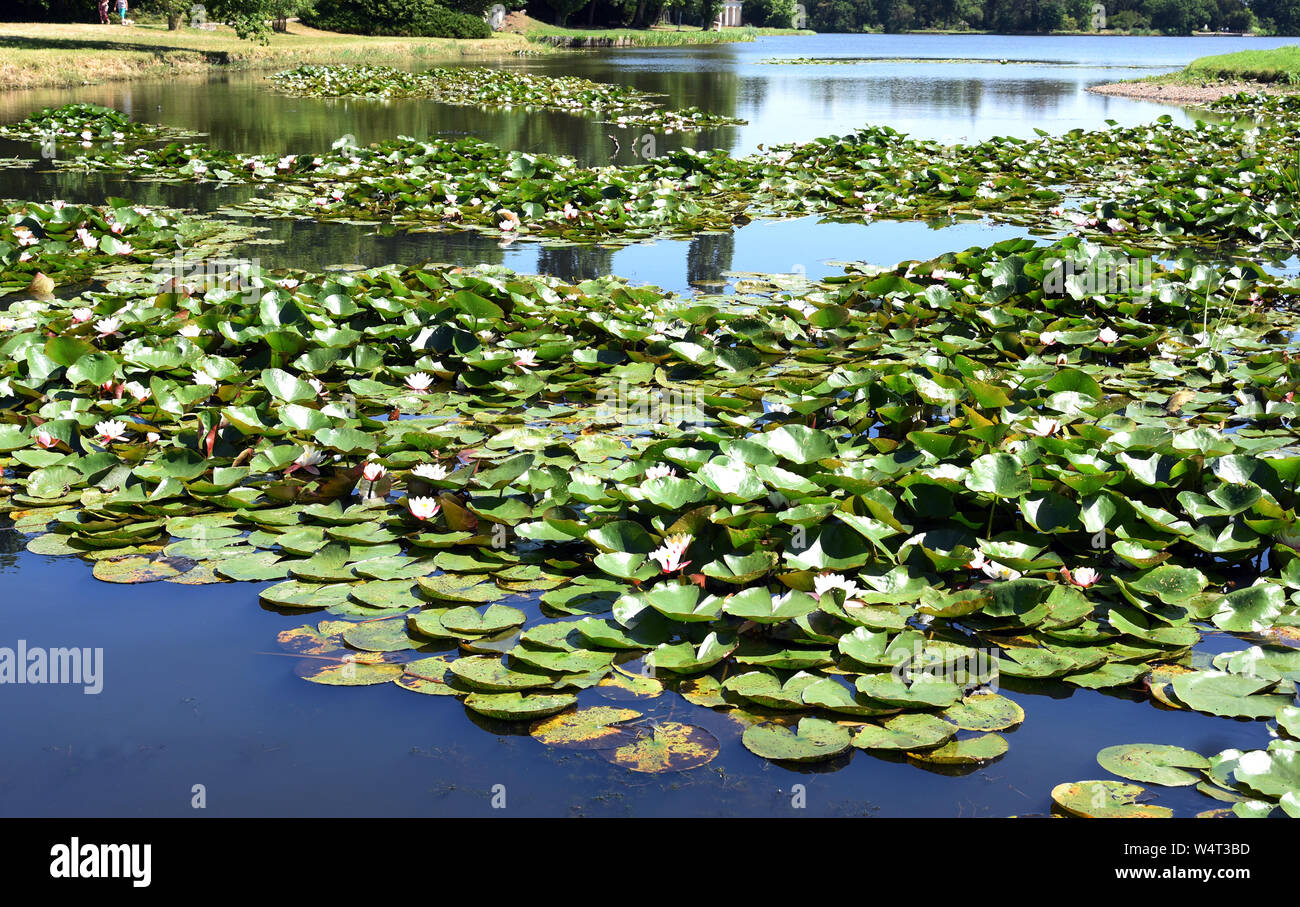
1053,700,1300,817
5,227,1300,775
270,65,745,131
25,95,1300,253
1,198,251,298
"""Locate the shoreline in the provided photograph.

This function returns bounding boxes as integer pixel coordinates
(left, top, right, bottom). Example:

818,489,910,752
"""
0,22,546,93
1088,79,1294,103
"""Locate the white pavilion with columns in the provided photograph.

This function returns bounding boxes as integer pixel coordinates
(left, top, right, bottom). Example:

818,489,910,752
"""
715,0,743,27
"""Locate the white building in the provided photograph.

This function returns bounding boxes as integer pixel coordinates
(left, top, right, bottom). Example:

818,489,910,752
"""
715,0,743,27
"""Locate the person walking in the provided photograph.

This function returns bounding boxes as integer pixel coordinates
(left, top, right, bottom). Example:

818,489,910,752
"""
98,0,110,24
115,0,128,23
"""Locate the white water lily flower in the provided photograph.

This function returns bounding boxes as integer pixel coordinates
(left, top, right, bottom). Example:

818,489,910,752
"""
1067,566,1100,588
408,496,442,521
75,228,96,250
95,419,128,442
146,432,161,444
1055,352,1069,366
412,463,449,481
981,560,1022,582
1098,327,1119,344
1028,417,1061,437
362,460,387,482
94,317,121,336
649,533,693,573
0,317,17,332
498,210,521,231
307,377,326,397
814,572,863,607
514,349,538,370
178,323,202,338
122,380,149,402
405,372,433,392
643,463,676,481
968,551,988,571
71,307,94,323
1039,331,1059,347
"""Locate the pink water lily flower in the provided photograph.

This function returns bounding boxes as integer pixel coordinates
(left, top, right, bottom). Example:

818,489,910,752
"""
95,419,128,443
1065,566,1100,588
405,372,433,392
34,429,56,449
408,496,442,521
362,460,387,482
650,533,693,574
968,551,988,571
122,380,149,402
514,349,538,370
75,228,96,250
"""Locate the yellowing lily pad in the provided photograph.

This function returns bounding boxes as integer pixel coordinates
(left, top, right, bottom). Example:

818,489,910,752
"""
601,721,720,773
529,706,642,749
1051,779,1174,818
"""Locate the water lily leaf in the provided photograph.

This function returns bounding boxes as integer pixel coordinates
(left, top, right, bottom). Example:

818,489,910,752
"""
530,706,642,749
296,659,402,686
601,722,720,773
440,604,526,634
463,692,577,721
853,713,957,750
1097,743,1210,787
92,554,192,583
941,693,1025,731
742,717,852,763
449,655,557,691
342,618,421,652
1051,780,1173,818
908,733,1008,765
1170,671,1292,719
395,656,458,695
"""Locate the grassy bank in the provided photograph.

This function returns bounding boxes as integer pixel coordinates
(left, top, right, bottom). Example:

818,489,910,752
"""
0,21,539,91
1184,45,1300,83
1089,44,1300,103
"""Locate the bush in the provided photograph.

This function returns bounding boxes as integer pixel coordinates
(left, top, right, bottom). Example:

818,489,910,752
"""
303,0,492,37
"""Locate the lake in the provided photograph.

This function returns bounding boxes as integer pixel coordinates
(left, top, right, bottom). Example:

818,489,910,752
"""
0,32,1288,817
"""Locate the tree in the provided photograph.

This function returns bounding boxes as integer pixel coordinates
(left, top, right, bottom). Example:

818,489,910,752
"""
698,0,724,27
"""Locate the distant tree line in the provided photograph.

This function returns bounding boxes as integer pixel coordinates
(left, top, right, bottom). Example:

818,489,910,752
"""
11,0,1300,36
806,0,1294,35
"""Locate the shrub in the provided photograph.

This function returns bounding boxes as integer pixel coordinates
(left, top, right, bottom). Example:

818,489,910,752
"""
303,0,492,37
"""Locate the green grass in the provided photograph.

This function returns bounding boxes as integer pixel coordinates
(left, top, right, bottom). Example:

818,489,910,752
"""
1184,45,1300,84
0,21,539,91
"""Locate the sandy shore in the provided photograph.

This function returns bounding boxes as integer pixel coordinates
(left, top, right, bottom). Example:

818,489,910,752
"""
1088,79,1290,105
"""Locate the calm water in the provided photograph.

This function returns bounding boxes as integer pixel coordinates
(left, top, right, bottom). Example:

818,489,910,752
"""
0,33,1288,817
